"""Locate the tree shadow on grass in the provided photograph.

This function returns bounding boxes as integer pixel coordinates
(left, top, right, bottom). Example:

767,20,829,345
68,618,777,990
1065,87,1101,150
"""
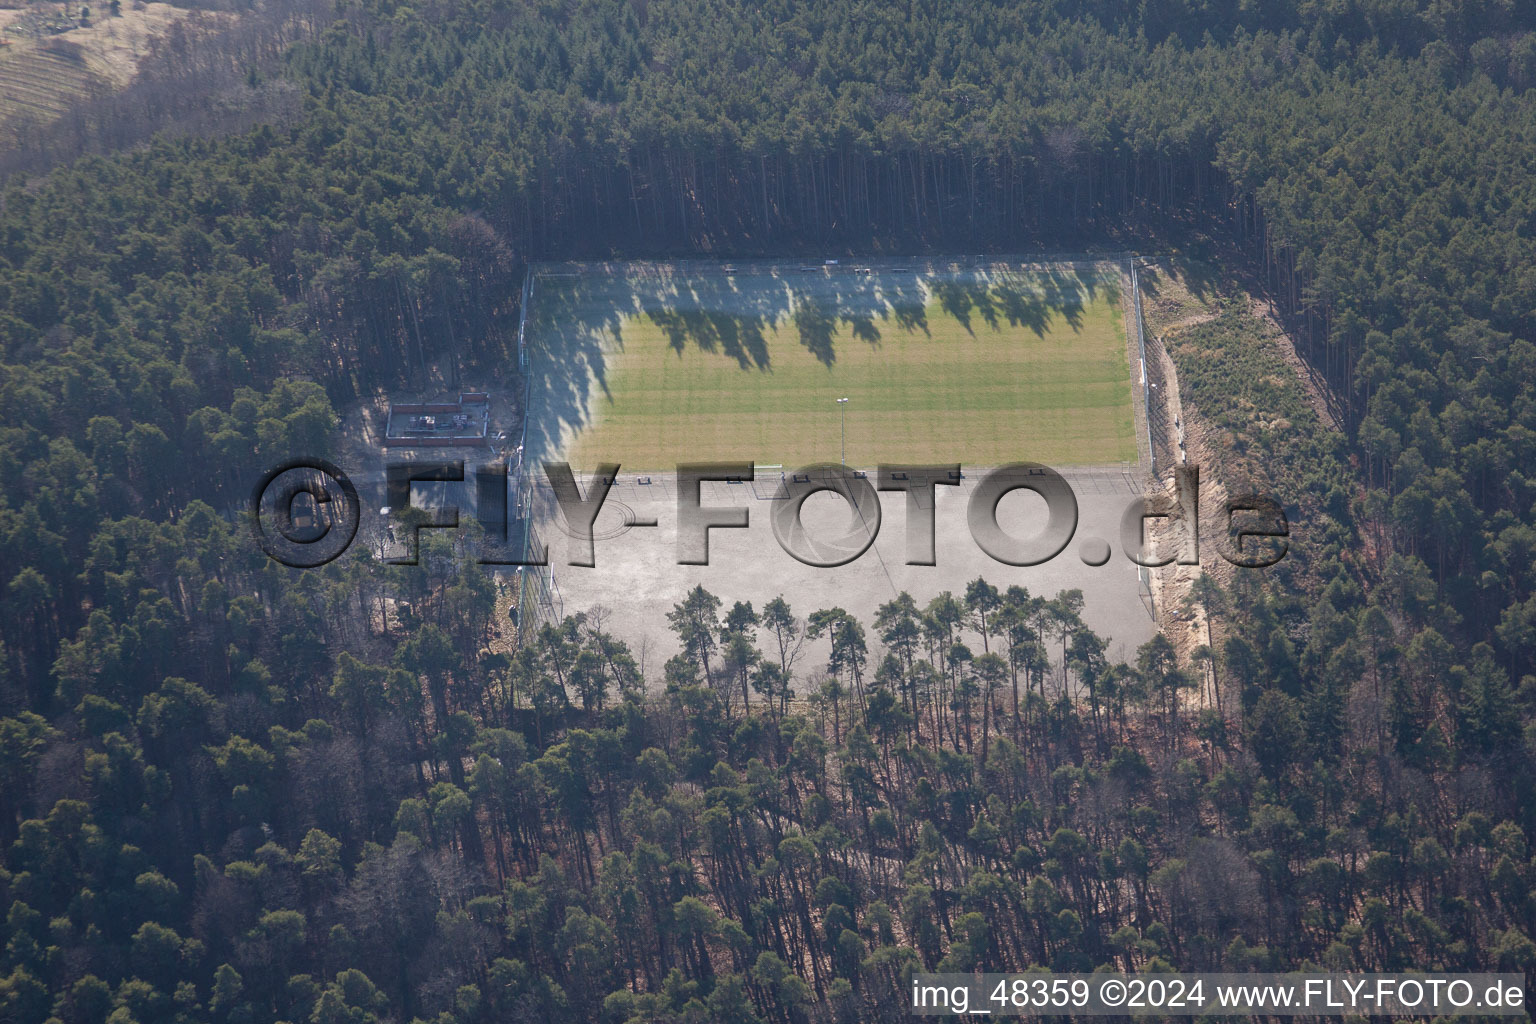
647,310,771,370
993,283,1054,335
990,268,1092,335
789,297,886,368
890,303,929,335
521,262,1103,465
928,271,1093,338
846,312,881,347
792,298,839,367
932,280,975,334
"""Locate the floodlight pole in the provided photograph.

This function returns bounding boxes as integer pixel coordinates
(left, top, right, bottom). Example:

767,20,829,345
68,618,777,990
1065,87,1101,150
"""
837,397,849,466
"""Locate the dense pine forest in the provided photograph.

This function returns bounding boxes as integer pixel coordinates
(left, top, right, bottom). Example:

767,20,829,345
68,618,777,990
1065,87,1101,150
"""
3,0,1536,1021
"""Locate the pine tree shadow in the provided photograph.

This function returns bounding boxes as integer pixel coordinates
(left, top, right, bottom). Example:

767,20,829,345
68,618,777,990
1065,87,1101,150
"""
932,280,975,334
1040,267,1090,330
792,296,839,367
971,284,1000,329
521,274,626,467
846,312,881,348
647,310,771,370
890,303,929,335
988,269,1092,335
993,283,1052,335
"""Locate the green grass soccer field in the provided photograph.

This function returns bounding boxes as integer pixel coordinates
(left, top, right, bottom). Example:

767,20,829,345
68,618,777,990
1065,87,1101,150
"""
524,262,1138,471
